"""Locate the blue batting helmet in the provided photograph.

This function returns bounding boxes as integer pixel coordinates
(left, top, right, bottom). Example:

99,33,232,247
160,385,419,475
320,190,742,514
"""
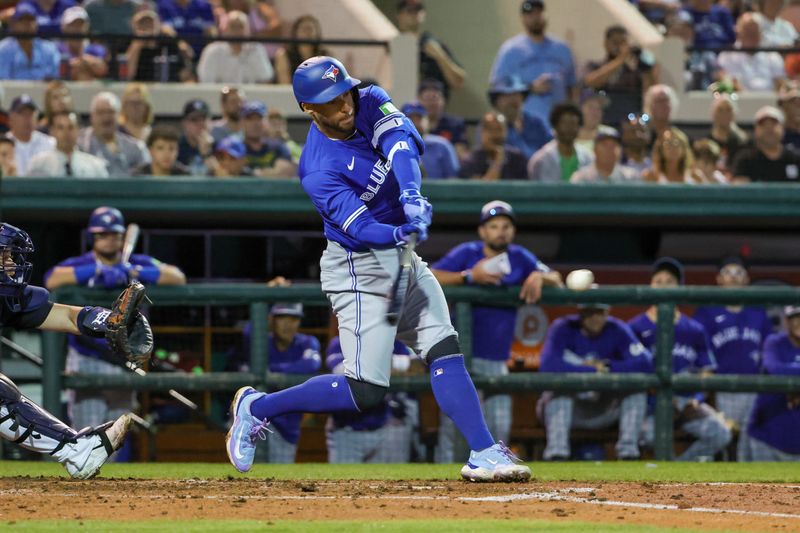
292,56,361,107
87,206,125,234
0,223,34,306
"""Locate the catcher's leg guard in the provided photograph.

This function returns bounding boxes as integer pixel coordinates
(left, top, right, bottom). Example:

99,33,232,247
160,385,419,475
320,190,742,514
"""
0,372,117,477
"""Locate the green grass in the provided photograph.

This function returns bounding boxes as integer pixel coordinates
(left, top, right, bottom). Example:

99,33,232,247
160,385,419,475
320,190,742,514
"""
2,520,715,533
1,460,798,483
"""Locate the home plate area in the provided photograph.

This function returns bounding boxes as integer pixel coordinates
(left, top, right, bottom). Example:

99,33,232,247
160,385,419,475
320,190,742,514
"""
0,478,798,531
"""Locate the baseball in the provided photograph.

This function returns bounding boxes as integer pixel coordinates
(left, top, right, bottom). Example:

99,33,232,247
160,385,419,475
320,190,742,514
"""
566,269,595,291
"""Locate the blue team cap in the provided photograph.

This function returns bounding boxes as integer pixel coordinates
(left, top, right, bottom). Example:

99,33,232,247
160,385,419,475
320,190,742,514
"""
488,75,530,103
11,3,37,21
652,256,685,285
292,56,361,107
270,302,304,318
480,200,515,225
401,102,427,117
215,135,246,159
87,206,126,234
240,100,267,118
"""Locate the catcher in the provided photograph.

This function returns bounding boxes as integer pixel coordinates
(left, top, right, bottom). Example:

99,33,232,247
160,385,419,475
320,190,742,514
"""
0,222,152,478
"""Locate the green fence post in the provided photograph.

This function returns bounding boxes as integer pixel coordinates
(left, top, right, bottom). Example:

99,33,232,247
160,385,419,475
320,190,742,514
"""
654,303,675,461
249,302,269,381
41,330,65,417
455,302,472,371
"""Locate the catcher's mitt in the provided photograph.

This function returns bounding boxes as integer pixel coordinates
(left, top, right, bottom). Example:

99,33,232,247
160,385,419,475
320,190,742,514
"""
105,280,154,366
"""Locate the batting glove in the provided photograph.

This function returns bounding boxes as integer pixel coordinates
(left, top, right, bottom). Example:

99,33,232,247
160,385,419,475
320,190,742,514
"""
393,221,428,246
399,189,433,226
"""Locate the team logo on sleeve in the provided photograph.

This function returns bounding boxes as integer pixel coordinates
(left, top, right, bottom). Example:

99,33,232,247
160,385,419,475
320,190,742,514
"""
379,102,399,116
322,65,339,82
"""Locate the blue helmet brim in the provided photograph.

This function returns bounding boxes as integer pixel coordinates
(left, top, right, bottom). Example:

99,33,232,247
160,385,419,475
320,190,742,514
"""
301,77,361,105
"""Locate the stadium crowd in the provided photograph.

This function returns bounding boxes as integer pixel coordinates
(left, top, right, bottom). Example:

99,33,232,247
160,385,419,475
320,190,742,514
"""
1,0,800,182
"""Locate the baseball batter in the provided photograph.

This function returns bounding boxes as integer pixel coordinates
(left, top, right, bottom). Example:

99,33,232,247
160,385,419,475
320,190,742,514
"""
0,222,131,478
226,56,530,481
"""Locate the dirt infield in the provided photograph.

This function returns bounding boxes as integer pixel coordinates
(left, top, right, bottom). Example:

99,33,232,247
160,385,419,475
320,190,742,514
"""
0,477,798,531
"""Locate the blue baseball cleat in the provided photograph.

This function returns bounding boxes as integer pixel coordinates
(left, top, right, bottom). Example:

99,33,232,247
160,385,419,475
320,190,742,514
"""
461,442,532,482
226,386,271,473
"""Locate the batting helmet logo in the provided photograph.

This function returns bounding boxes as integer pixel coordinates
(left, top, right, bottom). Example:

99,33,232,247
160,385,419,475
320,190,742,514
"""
322,65,339,83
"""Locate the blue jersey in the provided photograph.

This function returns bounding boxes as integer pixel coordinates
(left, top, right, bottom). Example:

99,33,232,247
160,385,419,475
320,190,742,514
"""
241,324,321,444
299,85,423,252
629,313,715,401
44,252,162,360
432,242,546,361
16,0,75,35
540,315,652,374
157,0,215,55
693,306,772,375
0,285,52,330
326,336,409,431
748,332,800,454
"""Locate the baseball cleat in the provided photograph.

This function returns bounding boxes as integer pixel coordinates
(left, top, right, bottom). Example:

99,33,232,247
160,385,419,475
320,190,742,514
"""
68,413,133,480
461,441,531,482
226,386,270,473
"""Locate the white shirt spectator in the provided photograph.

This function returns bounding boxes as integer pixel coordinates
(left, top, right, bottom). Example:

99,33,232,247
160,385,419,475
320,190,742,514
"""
26,149,109,178
197,42,274,84
6,131,55,176
753,12,799,47
570,163,638,183
717,50,785,91
527,140,594,182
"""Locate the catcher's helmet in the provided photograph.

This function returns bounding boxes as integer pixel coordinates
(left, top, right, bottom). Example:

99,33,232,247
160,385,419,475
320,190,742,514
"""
87,206,125,234
0,223,34,306
292,56,361,108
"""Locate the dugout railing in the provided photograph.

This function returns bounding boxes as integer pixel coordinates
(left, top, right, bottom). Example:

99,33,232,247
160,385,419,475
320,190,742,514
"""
43,284,800,461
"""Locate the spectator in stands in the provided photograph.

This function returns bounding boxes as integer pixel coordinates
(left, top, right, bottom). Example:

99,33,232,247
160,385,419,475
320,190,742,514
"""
620,113,652,179
177,99,214,176
77,92,149,177
732,105,800,182
57,6,108,81
157,0,217,58
432,201,562,460
707,93,748,170
136,126,189,176
694,255,773,461
0,4,60,81
754,0,799,46
126,10,192,83
0,137,16,176
681,0,736,49
575,89,608,152
211,87,245,143
744,305,800,461
571,126,639,183
459,112,527,181
274,14,329,85
266,108,303,164
417,79,468,161
44,206,185,455
39,80,72,134
6,95,56,177
241,100,296,178
0,89,9,136
213,135,250,177
629,257,732,462
488,76,552,160
583,25,659,126
219,0,284,60
198,10,274,84
15,0,75,36
27,111,109,178
402,102,459,179
84,0,138,36
717,13,786,92
396,0,466,96
643,84,682,141
118,84,153,143
667,10,720,91
228,303,321,463
490,0,578,126
643,129,696,183
634,0,682,24
779,82,800,149
528,102,593,182
691,139,728,183
538,294,651,461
